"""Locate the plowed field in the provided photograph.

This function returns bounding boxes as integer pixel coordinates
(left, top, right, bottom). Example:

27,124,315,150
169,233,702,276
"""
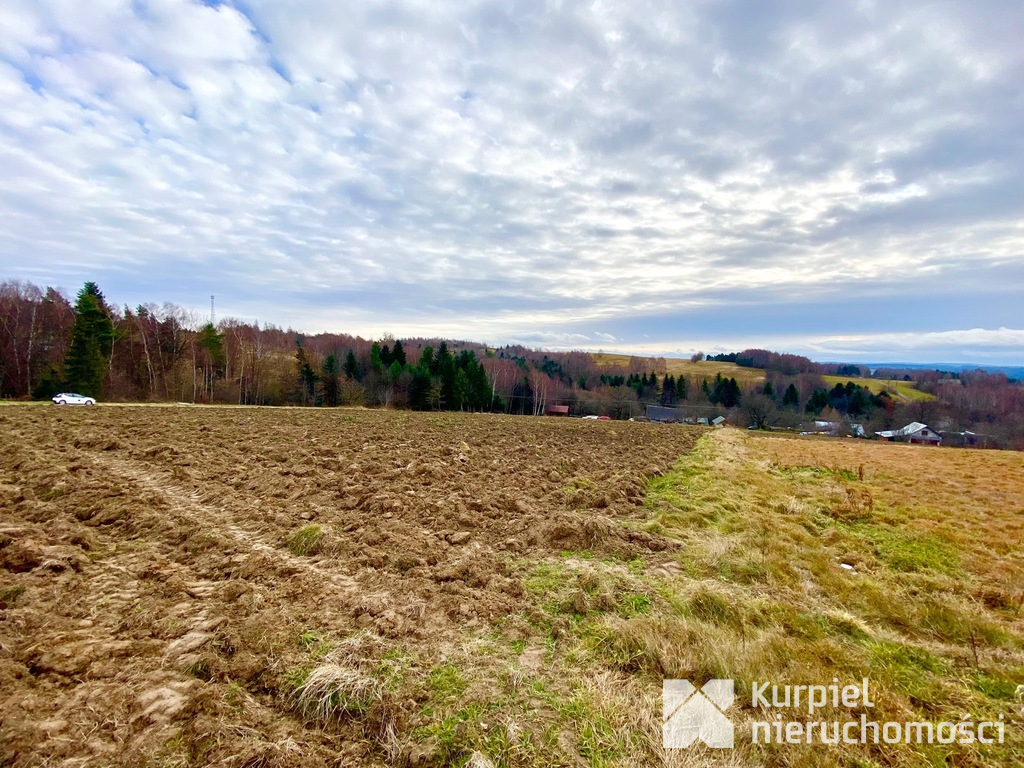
0,406,700,767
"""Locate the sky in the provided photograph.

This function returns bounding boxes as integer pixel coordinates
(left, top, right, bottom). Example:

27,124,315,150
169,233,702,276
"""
1,0,1022,364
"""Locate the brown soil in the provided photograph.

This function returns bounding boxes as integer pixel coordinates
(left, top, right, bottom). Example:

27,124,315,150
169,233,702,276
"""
0,406,699,767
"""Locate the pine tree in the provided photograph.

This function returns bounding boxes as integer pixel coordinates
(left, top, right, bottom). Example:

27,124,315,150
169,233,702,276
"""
64,282,114,397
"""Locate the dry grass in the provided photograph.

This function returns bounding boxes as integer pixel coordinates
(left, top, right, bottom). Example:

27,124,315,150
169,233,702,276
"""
292,663,383,721
591,353,766,384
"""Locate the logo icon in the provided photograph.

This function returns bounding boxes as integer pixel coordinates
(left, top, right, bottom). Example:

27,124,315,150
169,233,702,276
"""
663,679,734,748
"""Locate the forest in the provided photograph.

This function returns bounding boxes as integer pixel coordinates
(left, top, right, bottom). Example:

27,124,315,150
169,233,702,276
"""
2,280,1022,448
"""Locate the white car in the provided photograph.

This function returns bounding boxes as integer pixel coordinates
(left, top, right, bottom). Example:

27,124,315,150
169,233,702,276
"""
52,393,96,406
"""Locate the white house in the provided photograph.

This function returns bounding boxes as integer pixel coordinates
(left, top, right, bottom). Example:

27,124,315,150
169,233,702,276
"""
874,422,941,445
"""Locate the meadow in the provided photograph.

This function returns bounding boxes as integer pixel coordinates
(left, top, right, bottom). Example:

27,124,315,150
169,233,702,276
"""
591,354,767,385
1,406,1021,767
820,376,935,403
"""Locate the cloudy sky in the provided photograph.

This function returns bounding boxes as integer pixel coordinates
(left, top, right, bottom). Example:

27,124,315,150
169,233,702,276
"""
1,0,1022,363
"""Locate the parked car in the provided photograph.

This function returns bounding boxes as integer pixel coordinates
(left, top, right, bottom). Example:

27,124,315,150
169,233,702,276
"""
52,393,96,406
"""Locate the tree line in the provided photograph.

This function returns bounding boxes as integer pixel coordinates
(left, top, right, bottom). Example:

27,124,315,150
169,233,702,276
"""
2,280,1021,447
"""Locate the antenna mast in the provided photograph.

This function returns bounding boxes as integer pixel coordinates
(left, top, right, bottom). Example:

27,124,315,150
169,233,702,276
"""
210,295,216,325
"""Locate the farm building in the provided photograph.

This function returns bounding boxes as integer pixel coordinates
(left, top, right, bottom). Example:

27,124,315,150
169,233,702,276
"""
711,416,728,428
802,421,866,437
875,422,942,445
545,405,570,417
644,404,682,422
939,429,979,447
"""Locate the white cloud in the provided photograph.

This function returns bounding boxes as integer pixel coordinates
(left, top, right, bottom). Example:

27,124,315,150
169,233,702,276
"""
0,0,1021,362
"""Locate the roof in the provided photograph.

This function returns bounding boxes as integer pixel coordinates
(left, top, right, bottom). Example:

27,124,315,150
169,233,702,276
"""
711,416,727,425
875,422,933,439
808,420,866,437
545,405,569,415
644,404,682,421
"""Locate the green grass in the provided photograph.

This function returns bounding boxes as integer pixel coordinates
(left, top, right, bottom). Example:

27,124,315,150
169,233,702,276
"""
298,629,335,660
848,523,961,575
573,429,1024,766
425,663,468,701
822,374,936,402
285,524,324,556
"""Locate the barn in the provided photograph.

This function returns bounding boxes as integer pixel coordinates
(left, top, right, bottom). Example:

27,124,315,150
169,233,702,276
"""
874,422,942,445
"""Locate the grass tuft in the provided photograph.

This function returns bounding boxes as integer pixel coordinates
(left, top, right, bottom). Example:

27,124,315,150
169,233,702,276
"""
286,524,325,556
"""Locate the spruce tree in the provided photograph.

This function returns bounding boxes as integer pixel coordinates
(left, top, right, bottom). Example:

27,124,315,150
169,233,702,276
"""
322,353,340,406
660,374,676,405
392,339,407,367
782,383,800,408
64,282,114,397
677,375,688,401
295,341,318,405
418,346,434,374
343,350,360,381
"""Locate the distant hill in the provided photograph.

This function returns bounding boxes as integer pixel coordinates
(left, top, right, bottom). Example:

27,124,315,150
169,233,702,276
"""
590,353,766,384
820,375,934,402
841,362,1024,379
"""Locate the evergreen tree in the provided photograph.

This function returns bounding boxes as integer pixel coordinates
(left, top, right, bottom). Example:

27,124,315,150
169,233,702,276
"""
387,359,402,386
848,387,871,416
782,383,800,408
322,353,340,407
471,359,492,410
295,341,318,405
407,368,431,410
660,374,676,405
454,368,470,410
710,376,742,408
677,375,688,401
418,345,435,374
343,349,360,381
197,323,225,371
64,282,114,397
435,342,455,404
763,380,775,400
805,388,829,414
392,339,407,367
